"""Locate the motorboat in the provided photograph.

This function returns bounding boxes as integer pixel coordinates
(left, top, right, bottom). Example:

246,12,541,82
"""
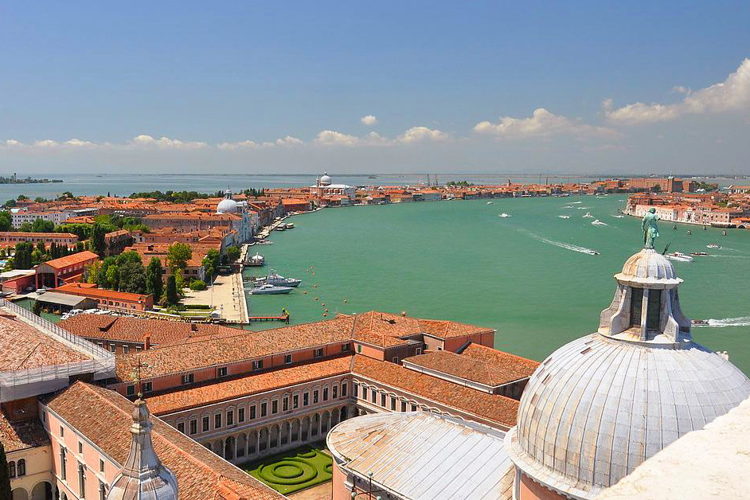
284,222,295,229
249,284,293,295
691,319,710,326
583,212,594,218
707,243,721,249
582,249,600,256
275,225,286,231
612,214,625,218
666,252,694,262
498,213,511,218
246,253,265,267
486,201,494,205
255,271,302,287
591,219,608,226
690,251,709,256
558,215,570,219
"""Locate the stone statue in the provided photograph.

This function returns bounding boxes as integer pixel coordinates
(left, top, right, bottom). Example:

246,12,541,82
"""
642,207,660,249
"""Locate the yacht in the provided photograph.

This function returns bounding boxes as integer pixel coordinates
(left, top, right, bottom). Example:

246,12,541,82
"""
558,215,570,219
707,243,721,249
284,222,295,229
256,271,302,287
666,252,694,262
246,253,265,267
249,284,293,295
583,212,594,218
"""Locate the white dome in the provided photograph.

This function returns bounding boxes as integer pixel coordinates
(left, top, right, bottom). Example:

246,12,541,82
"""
614,248,680,287
320,172,332,186
216,198,238,214
506,334,750,498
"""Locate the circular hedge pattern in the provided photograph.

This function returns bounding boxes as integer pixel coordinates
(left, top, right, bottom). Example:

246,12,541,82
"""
259,459,316,485
247,446,334,495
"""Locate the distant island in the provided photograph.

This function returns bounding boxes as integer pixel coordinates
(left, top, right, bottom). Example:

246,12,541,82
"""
0,173,63,184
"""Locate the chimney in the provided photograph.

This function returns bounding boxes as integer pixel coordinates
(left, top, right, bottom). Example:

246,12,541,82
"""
143,334,151,350
191,323,198,332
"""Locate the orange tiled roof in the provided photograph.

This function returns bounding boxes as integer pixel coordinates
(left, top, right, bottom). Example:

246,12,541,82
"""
54,283,151,303
0,410,49,452
40,250,98,270
146,356,353,415
44,383,283,499
403,343,539,386
0,313,89,371
351,355,518,428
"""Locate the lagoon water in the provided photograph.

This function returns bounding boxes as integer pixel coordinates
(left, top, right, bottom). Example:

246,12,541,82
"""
245,195,750,375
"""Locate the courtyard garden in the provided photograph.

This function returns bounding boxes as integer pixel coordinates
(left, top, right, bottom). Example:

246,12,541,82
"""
244,444,333,495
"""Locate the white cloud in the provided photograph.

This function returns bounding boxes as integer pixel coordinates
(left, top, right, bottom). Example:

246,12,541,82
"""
217,140,259,150
130,134,208,149
314,130,361,146
360,115,378,126
396,126,449,144
33,139,59,148
605,58,750,125
273,135,303,146
64,138,96,147
474,108,615,139
218,135,304,150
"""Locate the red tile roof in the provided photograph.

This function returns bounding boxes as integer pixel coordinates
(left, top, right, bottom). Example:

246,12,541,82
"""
352,355,519,429
54,283,151,303
0,411,49,452
40,251,98,270
0,313,89,371
146,356,353,415
44,383,282,499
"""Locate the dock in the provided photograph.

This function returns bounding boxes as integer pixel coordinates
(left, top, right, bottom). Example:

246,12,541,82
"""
246,314,290,324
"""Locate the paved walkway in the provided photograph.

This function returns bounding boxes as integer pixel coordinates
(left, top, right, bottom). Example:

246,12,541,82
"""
181,271,247,322
288,482,331,500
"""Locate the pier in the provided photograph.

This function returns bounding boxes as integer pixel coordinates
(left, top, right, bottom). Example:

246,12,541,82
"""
246,313,290,324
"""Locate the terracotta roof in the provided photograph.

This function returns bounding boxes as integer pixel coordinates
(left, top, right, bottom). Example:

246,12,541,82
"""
54,283,151,303
40,251,98,270
59,315,244,345
0,411,49,452
0,232,78,239
44,382,282,499
146,356,353,415
352,355,519,429
0,314,89,371
403,344,539,387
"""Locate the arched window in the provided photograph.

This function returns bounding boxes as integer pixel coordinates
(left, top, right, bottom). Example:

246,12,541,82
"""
8,461,15,478
17,459,25,476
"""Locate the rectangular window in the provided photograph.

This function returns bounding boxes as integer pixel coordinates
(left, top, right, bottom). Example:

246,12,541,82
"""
252,360,263,370
181,373,194,385
371,391,377,404
123,345,129,354
126,385,135,396
313,390,319,404
250,405,256,420
381,394,386,406
341,343,351,352
238,408,245,423
99,459,105,473
272,400,278,414
218,367,228,377
60,426,65,437
342,383,348,397
390,397,396,410
177,422,185,433
60,448,67,480
190,420,197,435
323,388,329,401
283,397,289,411
416,347,422,355
202,416,210,432
78,442,83,454
227,410,234,426
142,382,152,393
303,392,309,406
260,402,267,417
293,394,299,409
401,401,407,412
630,287,644,327
214,414,222,429
361,387,367,400
109,344,116,353
411,404,417,411
332,385,338,399
284,354,292,364
314,348,323,358
392,357,399,364
78,463,86,498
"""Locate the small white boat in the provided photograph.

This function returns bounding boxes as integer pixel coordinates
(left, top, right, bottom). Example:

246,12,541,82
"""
666,252,694,262
612,214,624,218
558,215,570,219
591,219,608,226
583,212,594,218
582,248,600,255
707,244,721,249
275,225,286,231
498,213,512,218
285,222,295,229
571,201,582,204
486,201,494,205
249,284,293,295
247,253,265,267
562,206,574,209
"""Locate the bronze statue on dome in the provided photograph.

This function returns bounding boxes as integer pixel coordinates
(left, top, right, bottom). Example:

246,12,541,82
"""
642,207,660,249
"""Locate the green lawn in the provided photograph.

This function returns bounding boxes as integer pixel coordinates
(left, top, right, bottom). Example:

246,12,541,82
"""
243,444,333,495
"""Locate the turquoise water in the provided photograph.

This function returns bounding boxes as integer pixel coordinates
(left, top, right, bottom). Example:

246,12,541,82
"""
244,196,750,375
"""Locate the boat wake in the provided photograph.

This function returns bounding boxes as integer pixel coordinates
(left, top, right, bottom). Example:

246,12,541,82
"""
520,229,599,255
694,317,750,328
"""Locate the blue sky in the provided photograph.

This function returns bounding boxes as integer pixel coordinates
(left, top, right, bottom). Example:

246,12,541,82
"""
1,1,749,175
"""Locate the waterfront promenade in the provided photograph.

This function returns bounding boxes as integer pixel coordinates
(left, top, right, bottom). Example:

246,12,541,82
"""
182,271,248,323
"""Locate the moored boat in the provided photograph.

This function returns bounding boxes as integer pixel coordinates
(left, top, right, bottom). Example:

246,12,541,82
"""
498,213,511,218
253,271,302,287
246,253,265,266
249,284,293,295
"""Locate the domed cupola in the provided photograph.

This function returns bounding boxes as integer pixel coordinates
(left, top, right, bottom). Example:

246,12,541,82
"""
319,172,332,186
505,215,750,499
107,398,178,500
216,189,238,214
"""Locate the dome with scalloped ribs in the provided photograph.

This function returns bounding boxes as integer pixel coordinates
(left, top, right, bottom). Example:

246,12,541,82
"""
614,248,681,287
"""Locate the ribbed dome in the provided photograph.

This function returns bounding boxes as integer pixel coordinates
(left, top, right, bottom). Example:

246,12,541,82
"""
614,248,680,287
506,334,750,499
320,172,332,186
216,198,238,214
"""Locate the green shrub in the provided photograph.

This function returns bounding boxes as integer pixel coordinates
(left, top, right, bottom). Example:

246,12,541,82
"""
189,279,207,291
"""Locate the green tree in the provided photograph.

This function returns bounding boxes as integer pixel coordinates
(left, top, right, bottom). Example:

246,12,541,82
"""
12,242,33,269
226,246,241,262
165,275,179,306
85,261,101,284
119,261,147,294
167,242,192,270
189,279,207,291
2,200,16,208
0,442,11,500
115,250,141,266
31,218,55,232
146,257,164,301
33,300,43,316
0,211,11,231
105,264,120,290
91,223,107,256
174,268,185,291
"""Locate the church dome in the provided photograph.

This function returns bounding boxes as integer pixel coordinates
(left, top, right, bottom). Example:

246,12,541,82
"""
505,245,750,499
217,189,238,214
320,172,332,186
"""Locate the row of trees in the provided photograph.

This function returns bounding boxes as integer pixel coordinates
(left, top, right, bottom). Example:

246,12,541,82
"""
7,241,81,270
128,190,221,203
